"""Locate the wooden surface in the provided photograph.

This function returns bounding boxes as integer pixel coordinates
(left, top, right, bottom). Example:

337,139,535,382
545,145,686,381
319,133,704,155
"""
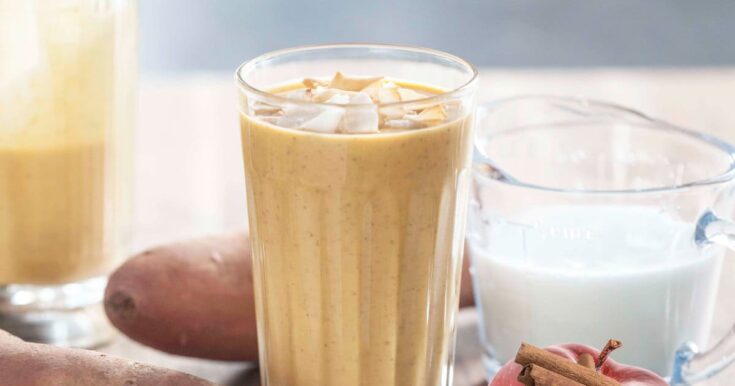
100,309,486,386
98,68,735,385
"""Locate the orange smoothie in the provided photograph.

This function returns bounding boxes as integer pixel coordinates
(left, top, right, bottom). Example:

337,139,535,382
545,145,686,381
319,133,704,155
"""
0,0,135,285
241,76,474,385
0,139,110,284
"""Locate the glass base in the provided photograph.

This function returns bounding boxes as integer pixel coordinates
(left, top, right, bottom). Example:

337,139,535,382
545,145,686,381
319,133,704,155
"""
0,276,114,348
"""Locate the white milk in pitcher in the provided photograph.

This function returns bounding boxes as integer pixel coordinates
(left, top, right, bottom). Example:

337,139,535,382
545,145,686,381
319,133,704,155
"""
470,205,723,376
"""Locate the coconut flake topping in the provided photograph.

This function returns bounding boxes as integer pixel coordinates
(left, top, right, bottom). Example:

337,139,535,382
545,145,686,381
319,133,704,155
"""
252,72,454,133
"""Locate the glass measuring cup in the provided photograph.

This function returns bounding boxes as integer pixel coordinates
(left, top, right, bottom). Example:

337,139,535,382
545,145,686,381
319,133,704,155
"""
468,96,735,384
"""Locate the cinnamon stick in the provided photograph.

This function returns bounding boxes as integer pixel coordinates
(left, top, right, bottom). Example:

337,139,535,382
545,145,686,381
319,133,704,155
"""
577,353,595,369
518,364,584,386
515,343,621,386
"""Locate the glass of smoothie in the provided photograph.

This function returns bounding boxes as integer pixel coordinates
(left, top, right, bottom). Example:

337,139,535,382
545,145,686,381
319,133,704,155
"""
236,44,478,386
0,0,137,347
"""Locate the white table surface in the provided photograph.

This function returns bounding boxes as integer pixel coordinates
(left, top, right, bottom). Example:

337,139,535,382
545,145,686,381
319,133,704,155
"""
103,68,735,385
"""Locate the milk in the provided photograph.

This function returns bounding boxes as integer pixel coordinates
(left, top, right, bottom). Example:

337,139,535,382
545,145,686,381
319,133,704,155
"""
469,205,723,376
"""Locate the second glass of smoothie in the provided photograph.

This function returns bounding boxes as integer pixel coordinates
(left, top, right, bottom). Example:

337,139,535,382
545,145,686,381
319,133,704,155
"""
0,0,136,347
236,44,478,386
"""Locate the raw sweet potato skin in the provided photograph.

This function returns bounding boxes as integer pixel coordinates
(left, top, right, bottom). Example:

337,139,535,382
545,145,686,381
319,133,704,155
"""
104,233,258,361
0,329,217,386
105,233,474,361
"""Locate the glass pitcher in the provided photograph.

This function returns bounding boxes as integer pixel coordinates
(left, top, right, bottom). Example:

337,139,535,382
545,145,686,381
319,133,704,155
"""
468,96,735,384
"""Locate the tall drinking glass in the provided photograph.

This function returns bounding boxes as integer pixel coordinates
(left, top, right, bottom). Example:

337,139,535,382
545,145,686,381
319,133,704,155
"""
236,44,478,386
0,0,137,347
469,96,735,383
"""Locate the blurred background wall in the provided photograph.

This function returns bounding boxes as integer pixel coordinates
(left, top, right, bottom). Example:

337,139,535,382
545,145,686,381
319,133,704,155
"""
140,0,735,75
132,0,735,247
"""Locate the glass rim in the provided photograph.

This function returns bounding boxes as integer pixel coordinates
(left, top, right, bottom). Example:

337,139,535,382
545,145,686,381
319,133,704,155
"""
234,43,479,108
474,95,735,195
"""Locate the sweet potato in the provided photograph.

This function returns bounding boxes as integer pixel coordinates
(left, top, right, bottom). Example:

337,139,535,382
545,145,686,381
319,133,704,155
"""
105,233,258,361
105,233,474,361
0,328,217,386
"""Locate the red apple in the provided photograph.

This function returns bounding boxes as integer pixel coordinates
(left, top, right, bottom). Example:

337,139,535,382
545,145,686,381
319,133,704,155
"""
489,343,668,386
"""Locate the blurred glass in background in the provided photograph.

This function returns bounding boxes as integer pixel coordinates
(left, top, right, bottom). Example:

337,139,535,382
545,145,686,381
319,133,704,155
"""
0,0,137,347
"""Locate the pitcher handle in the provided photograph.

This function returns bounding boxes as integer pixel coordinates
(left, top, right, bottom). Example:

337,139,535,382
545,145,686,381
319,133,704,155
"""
671,211,735,385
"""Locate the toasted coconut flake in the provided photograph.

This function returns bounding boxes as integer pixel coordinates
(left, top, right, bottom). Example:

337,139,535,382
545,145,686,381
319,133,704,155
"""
287,88,313,101
310,88,335,102
343,92,379,133
276,104,320,128
311,88,359,103
407,105,447,124
329,72,384,92
258,116,280,124
348,92,374,105
379,106,406,120
384,119,422,129
397,87,426,102
303,78,328,89
378,87,401,104
360,80,384,102
299,106,344,133
325,93,351,105
253,102,282,116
